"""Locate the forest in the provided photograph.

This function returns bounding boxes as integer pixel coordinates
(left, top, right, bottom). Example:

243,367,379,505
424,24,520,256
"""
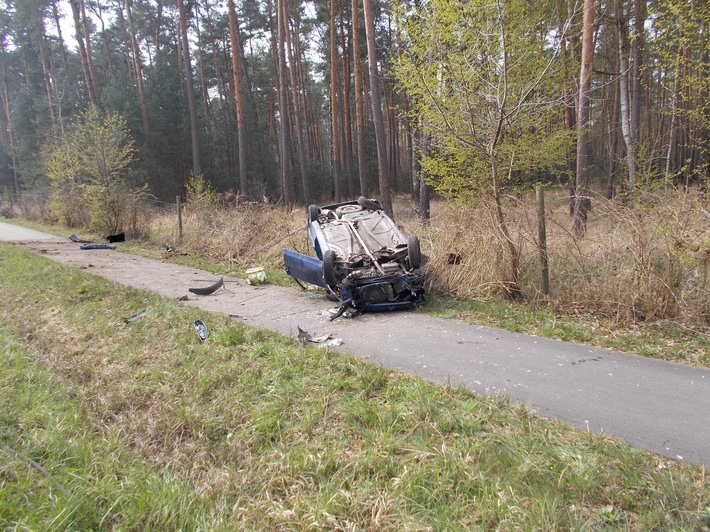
0,0,706,215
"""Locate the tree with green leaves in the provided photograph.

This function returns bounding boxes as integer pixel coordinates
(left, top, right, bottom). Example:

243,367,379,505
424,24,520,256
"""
395,0,571,296
47,106,142,233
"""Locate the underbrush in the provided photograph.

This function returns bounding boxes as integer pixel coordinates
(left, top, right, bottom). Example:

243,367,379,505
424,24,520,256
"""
412,191,709,328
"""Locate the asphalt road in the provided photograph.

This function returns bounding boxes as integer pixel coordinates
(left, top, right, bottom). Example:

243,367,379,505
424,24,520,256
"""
2,223,709,467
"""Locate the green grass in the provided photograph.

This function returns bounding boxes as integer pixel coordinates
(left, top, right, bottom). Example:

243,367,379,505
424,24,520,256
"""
1,242,709,529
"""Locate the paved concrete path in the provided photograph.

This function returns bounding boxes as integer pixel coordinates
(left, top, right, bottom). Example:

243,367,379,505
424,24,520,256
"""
2,225,709,467
0,221,64,241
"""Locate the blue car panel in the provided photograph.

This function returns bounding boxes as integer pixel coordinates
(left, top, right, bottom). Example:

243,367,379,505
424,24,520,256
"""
283,249,327,289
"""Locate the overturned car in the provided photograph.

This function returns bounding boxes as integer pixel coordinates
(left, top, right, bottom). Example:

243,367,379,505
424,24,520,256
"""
283,197,426,317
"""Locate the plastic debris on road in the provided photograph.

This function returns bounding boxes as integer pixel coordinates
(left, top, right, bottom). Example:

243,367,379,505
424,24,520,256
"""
69,234,92,243
188,277,224,295
297,326,343,348
80,244,116,250
246,267,267,285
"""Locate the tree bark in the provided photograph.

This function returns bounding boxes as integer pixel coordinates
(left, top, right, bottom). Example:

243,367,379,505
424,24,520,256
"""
277,0,292,206
177,0,201,177
35,6,57,131
556,0,577,213
363,0,393,217
607,45,621,198
617,0,637,198
125,0,150,138
418,129,430,224
573,0,595,236
0,39,19,195
228,0,248,198
50,0,69,68
632,0,645,145
69,0,98,106
352,0,368,197
491,150,521,298
329,0,342,200
665,46,682,191
282,0,310,204
340,10,355,197
80,0,100,104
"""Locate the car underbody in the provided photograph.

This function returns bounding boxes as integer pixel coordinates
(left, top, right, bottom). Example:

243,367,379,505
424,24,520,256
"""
283,197,426,317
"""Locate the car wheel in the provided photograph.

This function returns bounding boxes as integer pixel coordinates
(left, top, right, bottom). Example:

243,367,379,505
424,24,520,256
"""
357,196,382,211
337,204,362,215
323,249,339,288
308,204,320,223
407,235,421,270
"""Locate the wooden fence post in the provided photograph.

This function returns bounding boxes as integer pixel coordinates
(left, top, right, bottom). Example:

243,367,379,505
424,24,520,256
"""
536,186,550,295
176,196,183,243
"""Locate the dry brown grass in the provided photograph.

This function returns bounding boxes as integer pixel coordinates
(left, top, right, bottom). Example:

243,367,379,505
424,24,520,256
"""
144,201,309,270
16,189,708,330
391,190,708,329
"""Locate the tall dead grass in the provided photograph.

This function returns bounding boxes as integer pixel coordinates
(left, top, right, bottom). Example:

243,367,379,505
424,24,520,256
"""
15,190,708,328
139,191,708,328
411,190,709,327
144,200,309,270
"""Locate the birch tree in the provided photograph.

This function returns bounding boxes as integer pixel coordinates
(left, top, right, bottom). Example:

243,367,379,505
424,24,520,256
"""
396,0,570,296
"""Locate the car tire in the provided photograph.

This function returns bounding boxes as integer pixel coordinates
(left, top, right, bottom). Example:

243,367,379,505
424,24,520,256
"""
407,235,421,270
308,204,320,223
337,204,362,215
357,196,382,211
322,249,339,288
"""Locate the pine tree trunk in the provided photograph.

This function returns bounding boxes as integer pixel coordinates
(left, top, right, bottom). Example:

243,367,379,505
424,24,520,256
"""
193,2,210,122
340,11,355,198
228,0,248,198
50,0,69,68
282,0,310,204
573,0,595,236
177,0,201,177
329,0,342,200
352,0,368,197
35,11,57,131
125,0,150,138
556,0,577,213
632,0,645,145
277,0,292,206
607,46,621,198
0,41,19,195
80,0,100,104
363,0,393,217
665,47,682,190
69,0,98,106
